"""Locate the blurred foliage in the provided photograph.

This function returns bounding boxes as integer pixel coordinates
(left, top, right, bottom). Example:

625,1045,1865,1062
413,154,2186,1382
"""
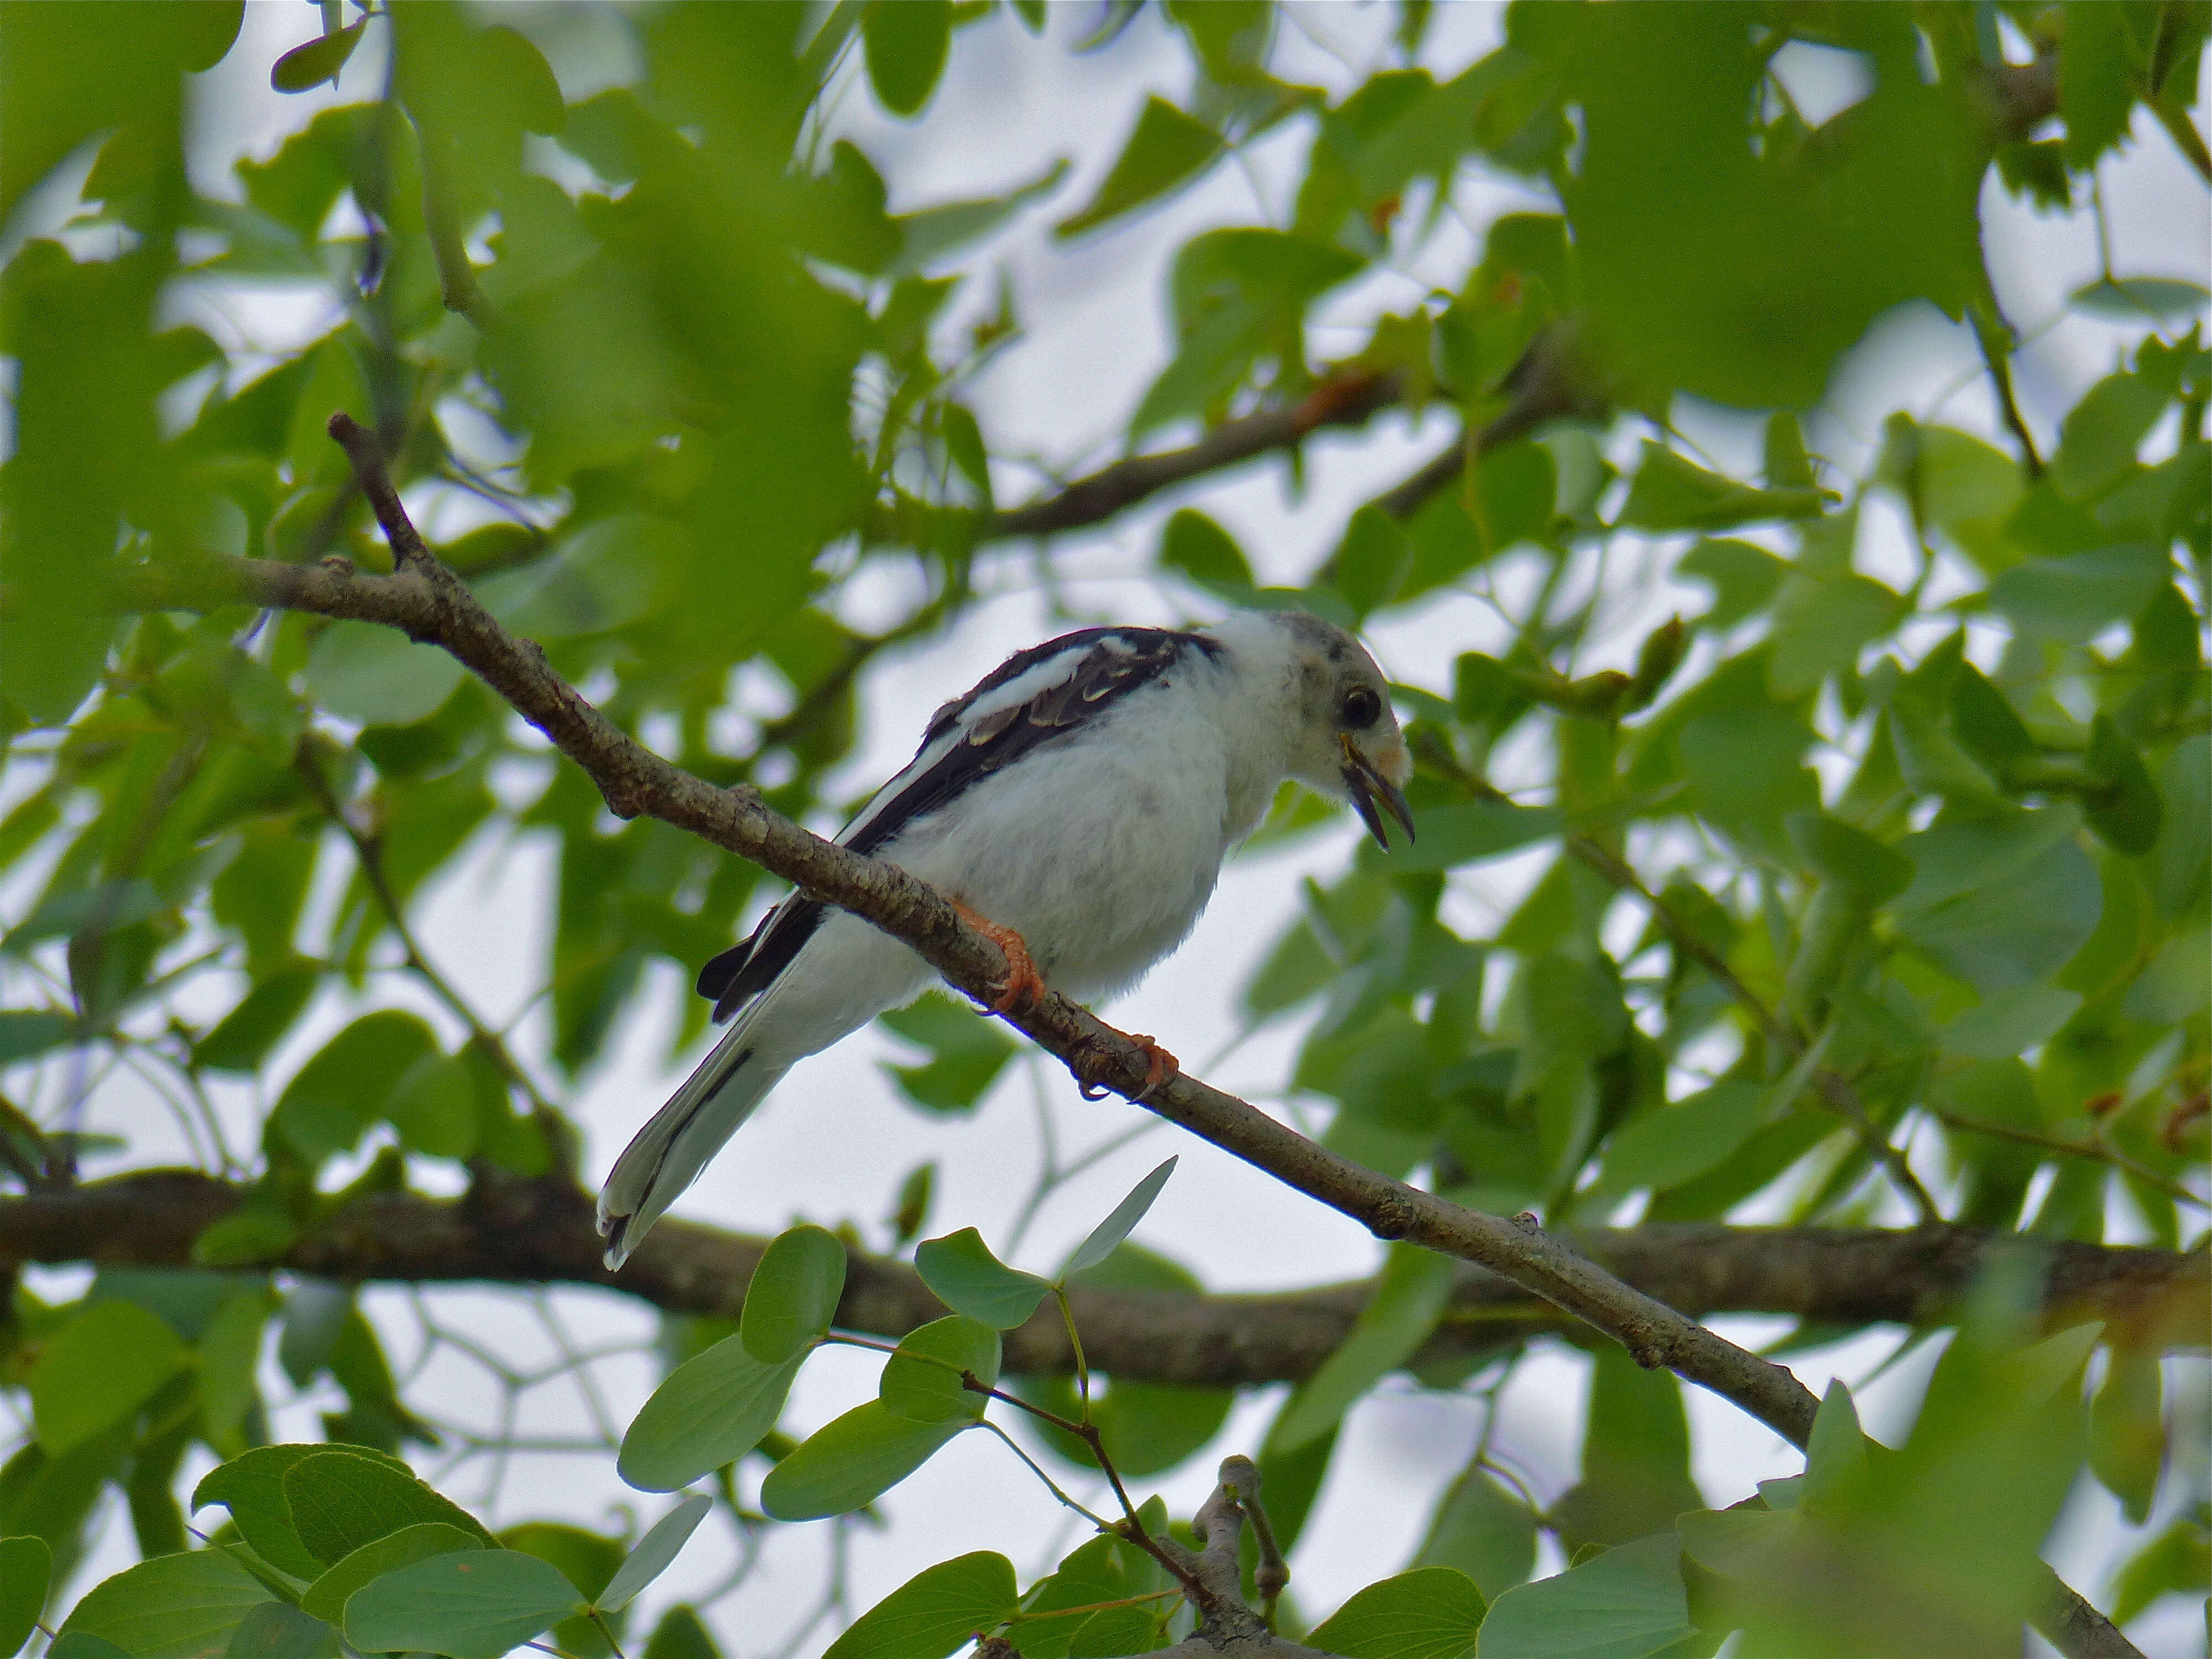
0,0,2206,1653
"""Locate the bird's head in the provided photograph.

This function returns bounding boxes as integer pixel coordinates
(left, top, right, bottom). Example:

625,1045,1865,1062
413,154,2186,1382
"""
1232,612,1415,850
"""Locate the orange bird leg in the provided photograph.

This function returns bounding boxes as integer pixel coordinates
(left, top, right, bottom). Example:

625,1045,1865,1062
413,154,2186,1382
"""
950,900,1045,1015
1074,1027,1181,1102
1125,1034,1180,1103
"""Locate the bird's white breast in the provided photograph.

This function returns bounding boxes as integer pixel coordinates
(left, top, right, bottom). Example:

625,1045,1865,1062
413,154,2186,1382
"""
891,677,1233,1002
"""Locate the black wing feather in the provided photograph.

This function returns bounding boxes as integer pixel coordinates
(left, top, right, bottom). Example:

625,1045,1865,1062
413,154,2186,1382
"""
701,626,1217,1022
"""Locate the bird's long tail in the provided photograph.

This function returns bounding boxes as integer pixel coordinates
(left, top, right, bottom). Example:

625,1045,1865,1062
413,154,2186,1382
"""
597,1018,789,1270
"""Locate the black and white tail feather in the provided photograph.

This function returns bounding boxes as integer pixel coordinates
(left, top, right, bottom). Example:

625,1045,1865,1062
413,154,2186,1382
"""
595,614,1412,1270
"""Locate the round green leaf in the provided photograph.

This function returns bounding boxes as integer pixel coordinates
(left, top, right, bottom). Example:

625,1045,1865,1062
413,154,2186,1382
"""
384,1051,480,1161
299,1522,484,1625
58,1550,275,1659
302,622,466,727
281,1449,494,1568
618,1333,807,1494
1061,1156,1177,1280
1474,1535,1692,1659
270,20,364,93
342,1551,584,1659
760,1401,968,1521
1785,811,1913,910
879,1316,1001,1424
0,1535,52,1659
195,1445,408,1583
1307,1566,1487,1659
821,1552,1017,1659
2070,276,2212,321
863,0,952,117
273,1010,441,1162
594,1493,711,1615
740,1223,849,1364
913,1228,1051,1329
32,1300,186,1455
1416,1469,1538,1602
221,1600,340,1659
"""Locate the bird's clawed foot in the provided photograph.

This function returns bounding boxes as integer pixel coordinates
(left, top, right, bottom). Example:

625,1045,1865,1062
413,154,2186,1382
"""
951,900,1046,1015
1074,1028,1180,1103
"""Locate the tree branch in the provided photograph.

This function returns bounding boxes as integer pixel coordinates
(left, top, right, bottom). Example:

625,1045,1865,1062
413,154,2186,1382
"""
3,1173,2200,1381
980,370,1409,542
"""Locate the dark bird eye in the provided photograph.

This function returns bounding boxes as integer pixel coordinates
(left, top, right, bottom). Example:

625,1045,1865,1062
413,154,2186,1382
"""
1340,686,1382,729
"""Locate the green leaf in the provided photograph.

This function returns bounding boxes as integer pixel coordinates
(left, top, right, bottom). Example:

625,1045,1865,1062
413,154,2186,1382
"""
1766,572,1905,697
0,1535,51,1659
821,1552,1018,1659
194,1446,403,1583
342,1551,584,1659
270,21,365,92
221,1601,339,1659
0,1009,75,1065
191,965,317,1074
864,0,952,117
641,1604,722,1659
2108,1513,2211,1626
197,1290,273,1449
2090,1343,2164,1526
2050,372,2171,500
1306,1567,1485,1659
740,1224,848,1364
1266,1246,1456,1454
879,994,1018,1114
1786,812,1913,910
1984,544,2171,641
1551,1349,1702,1553
914,1227,1053,1328
890,158,1070,278
57,1550,275,1659
1415,1468,1536,1602
1800,1380,1869,1514
759,1401,968,1521
273,1011,440,1162
1593,1078,1766,1199
1673,1506,1798,1580
382,1050,479,1162
1940,984,2083,1061
1160,508,1253,587
1055,96,1222,238
302,623,467,728
618,1332,807,1493
1678,538,1787,632
2083,712,2162,855
1383,802,1563,874
880,1316,1001,1425
2071,276,2212,321
2059,0,2138,168
1473,1533,1692,1659
33,1301,186,1455
1062,1156,1177,1279
299,1521,484,1624
1893,815,2103,996
594,1493,711,1615
281,1449,494,1568
477,515,687,641
1616,444,1825,533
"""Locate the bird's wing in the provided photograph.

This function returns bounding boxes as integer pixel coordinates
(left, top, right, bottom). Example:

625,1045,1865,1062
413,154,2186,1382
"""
696,625,1218,1020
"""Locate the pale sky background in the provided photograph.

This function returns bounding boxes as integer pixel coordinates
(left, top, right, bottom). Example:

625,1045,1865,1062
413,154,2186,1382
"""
4,2,2209,1654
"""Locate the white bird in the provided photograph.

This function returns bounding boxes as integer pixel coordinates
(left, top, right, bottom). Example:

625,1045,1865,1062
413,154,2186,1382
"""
596,611,1415,1269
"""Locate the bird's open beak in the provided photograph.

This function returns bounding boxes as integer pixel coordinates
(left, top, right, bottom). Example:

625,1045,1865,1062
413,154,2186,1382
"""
1340,734,1416,850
